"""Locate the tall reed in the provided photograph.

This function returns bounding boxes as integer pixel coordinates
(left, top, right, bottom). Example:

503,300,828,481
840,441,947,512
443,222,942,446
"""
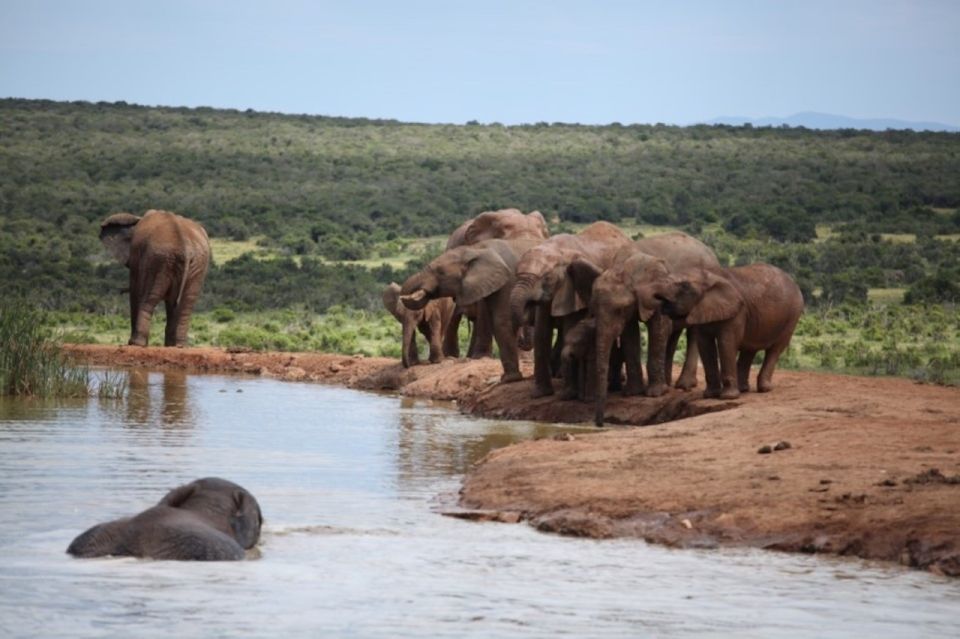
0,306,92,397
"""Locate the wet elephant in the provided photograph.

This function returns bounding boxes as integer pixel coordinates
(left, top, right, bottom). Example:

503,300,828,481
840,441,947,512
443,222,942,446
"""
67,477,262,561
99,210,211,347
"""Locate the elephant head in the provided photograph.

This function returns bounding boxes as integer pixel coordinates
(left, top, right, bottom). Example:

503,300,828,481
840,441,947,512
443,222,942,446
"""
99,212,142,267
653,270,745,325
509,241,582,330
158,477,263,550
383,282,424,368
400,242,514,311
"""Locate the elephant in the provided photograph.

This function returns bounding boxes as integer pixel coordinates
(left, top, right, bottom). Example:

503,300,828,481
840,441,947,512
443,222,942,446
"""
67,477,263,561
382,282,456,368
99,209,211,347
569,232,721,426
509,221,632,398
443,209,550,359
647,263,804,400
400,237,542,382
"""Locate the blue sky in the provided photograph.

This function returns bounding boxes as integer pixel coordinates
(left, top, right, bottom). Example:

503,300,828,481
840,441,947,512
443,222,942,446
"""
1,0,958,125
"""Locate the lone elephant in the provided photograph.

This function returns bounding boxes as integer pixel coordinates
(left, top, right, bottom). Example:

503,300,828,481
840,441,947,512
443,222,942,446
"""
382,282,456,368
99,210,211,347
509,221,631,398
400,237,542,383
67,477,263,561
444,209,550,359
648,263,804,400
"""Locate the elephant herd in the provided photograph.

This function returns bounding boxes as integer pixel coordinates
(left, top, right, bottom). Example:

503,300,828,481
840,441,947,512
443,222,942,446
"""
95,207,803,429
387,208,804,426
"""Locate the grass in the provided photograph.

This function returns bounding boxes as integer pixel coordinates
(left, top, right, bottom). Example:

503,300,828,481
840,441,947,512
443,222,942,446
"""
1,306,125,398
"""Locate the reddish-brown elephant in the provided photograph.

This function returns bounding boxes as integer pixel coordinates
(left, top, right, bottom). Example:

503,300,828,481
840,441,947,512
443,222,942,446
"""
443,209,549,358
400,237,542,383
648,263,804,400
382,282,456,368
100,210,211,347
508,221,632,398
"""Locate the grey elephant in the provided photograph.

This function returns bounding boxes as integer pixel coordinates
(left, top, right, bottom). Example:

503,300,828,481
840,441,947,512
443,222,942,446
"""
443,209,550,358
400,237,542,383
100,209,211,347
382,282,456,368
509,221,632,398
67,477,262,561
647,263,804,399
569,232,721,426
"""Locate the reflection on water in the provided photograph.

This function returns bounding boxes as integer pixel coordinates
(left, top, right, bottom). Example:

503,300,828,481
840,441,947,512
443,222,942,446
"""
0,371,958,638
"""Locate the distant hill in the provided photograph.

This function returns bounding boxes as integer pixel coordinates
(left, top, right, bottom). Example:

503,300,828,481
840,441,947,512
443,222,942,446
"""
705,111,959,132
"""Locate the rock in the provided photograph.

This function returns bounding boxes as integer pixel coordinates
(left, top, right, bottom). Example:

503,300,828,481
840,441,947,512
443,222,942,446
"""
758,445,773,454
329,363,342,373
773,440,792,451
681,518,693,529
553,433,576,442
283,366,307,381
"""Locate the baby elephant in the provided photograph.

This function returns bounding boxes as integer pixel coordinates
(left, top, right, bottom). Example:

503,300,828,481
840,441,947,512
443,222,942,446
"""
652,263,803,400
67,477,263,561
382,282,456,368
560,318,624,402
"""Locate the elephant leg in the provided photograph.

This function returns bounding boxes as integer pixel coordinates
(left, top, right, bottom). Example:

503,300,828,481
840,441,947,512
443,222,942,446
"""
489,295,522,383
607,339,623,392
757,342,788,392
401,317,419,368
737,350,757,393
644,314,671,397
469,307,493,359
426,316,444,364
128,269,140,344
621,321,644,395
675,327,700,390
559,343,579,400
532,305,554,397
717,330,741,400
443,309,462,358
583,343,597,402
664,327,682,387
697,330,723,398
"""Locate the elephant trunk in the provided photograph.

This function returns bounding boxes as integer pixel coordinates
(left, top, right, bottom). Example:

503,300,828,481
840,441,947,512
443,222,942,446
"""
401,316,417,368
510,275,538,331
594,316,624,427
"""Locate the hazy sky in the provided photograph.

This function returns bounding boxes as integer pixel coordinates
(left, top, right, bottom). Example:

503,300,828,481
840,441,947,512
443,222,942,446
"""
1,0,958,125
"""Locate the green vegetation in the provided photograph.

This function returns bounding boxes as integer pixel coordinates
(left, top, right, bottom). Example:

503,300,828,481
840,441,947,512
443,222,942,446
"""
0,306,125,398
1,98,957,384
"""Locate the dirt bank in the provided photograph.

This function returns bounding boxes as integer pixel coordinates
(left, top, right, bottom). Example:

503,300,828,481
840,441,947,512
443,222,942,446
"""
64,344,960,576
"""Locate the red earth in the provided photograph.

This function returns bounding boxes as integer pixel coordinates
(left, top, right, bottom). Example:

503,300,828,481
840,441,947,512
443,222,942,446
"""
65,344,960,576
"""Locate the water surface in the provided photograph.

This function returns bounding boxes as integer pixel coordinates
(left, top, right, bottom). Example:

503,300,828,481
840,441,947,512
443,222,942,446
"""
0,370,957,638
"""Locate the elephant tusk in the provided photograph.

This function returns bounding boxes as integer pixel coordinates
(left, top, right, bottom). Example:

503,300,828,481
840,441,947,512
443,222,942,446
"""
403,290,427,303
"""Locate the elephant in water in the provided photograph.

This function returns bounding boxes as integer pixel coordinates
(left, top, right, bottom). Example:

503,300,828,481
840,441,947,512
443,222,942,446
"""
67,477,262,561
382,282,456,368
647,263,804,400
99,209,211,347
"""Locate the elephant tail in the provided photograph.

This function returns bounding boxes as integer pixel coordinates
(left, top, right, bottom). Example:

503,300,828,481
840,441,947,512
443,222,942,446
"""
175,253,191,307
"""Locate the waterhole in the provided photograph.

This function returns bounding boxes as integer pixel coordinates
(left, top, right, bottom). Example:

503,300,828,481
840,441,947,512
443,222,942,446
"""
0,369,957,638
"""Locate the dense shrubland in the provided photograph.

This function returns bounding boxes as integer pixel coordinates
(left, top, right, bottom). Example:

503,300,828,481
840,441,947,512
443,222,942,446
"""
1,98,957,382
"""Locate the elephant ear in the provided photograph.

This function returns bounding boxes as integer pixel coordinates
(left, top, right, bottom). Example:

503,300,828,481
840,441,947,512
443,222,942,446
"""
458,247,513,306
686,273,744,325
99,212,141,267
565,258,604,309
230,490,263,549
381,283,404,322
526,210,550,239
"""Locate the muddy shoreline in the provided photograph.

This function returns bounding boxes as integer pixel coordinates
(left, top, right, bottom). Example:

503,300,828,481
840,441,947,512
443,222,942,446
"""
64,344,960,576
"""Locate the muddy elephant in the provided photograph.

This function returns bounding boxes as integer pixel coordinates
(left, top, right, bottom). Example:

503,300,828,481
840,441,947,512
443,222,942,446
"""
444,209,550,359
648,263,804,399
99,210,211,347
382,282,456,368
401,237,542,382
67,477,262,561
569,232,721,426
509,221,631,398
